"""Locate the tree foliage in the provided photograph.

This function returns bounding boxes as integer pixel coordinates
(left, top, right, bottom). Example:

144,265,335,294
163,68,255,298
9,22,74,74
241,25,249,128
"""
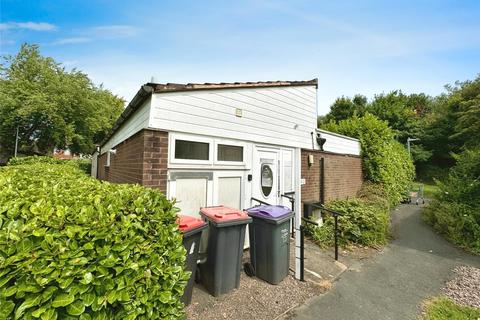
320,75,480,181
320,90,433,165
0,44,124,157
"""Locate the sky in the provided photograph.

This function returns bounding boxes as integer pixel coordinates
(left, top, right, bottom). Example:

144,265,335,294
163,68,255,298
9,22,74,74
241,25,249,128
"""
1,0,479,115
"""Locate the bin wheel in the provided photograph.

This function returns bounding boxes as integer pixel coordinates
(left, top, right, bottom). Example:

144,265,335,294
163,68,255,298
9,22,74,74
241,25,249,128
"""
195,265,201,284
244,262,255,277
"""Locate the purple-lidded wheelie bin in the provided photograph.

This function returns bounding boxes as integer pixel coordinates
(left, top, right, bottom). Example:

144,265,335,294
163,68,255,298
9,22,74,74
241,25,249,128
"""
176,214,207,305
246,205,294,284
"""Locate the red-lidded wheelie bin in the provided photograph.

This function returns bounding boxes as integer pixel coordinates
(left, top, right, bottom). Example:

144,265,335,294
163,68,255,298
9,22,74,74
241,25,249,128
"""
176,214,207,305
198,206,252,296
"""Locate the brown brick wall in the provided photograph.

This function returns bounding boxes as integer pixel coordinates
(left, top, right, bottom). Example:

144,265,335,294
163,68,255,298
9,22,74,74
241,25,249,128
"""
97,129,168,194
142,130,168,193
301,149,363,204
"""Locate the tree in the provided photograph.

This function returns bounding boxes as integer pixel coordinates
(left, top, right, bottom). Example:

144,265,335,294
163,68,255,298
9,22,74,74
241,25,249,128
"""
318,94,367,126
449,76,480,148
321,91,433,165
0,44,124,157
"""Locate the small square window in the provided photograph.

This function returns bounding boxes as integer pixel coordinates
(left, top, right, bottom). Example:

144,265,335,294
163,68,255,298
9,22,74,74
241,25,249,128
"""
217,144,243,162
175,140,209,160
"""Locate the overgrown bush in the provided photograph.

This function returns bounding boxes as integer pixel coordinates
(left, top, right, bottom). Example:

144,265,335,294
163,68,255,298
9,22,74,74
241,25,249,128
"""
7,156,92,175
0,162,189,319
322,113,415,205
7,156,66,166
310,184,390,248
423,148,480,254
71,159,92,175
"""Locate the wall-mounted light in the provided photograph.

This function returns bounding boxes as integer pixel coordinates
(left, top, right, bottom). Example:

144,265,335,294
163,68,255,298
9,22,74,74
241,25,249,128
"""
316,133,327,151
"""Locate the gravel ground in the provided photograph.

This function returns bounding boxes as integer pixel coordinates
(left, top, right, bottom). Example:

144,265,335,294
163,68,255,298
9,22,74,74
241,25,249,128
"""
443,265,480,309
186,272,324,320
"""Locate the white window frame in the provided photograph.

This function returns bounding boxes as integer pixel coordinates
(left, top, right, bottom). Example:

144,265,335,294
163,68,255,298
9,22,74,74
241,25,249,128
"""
213,139,246,166
169,133,214,165
281,148,295,193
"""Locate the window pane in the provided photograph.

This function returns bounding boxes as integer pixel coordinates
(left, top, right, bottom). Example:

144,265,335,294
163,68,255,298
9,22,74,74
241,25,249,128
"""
217,144,243,162
175,140,209,160
283,150,293,191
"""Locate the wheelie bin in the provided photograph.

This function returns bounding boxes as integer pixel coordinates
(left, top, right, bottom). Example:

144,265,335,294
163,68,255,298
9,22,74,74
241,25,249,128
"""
198,206,252,296
246,205,294,284
176,214,207,305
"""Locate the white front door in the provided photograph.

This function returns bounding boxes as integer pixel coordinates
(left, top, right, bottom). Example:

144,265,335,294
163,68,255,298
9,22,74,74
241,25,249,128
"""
252,147,280,205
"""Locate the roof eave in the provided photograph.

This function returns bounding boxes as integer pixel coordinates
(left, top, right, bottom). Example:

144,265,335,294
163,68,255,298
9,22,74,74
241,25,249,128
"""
99,84,154,149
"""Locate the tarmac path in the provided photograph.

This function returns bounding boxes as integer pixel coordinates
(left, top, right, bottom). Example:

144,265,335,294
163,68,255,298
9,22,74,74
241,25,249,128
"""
292,204,480,320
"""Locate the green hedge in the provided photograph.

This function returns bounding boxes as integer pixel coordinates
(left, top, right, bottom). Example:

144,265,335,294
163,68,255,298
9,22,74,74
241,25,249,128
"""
0,162,188,319
423,148,480,254
322,113,415,205
7,156,92,175
310,183,390,248
7,156,68,166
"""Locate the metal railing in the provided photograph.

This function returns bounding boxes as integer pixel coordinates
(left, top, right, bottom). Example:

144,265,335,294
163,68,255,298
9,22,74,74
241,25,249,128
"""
281,192,295,236
304,202,343,261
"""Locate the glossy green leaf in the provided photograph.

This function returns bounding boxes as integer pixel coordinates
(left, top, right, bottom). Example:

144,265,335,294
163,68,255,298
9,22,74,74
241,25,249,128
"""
0,299,15,318
66,300,85,316
15,294,42,319
51,293,75,308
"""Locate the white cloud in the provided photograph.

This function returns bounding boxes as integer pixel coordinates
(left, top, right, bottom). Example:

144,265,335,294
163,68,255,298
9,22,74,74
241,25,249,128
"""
52,25,141,46
0,22,57,31
53,37,92,45
90,25,141,38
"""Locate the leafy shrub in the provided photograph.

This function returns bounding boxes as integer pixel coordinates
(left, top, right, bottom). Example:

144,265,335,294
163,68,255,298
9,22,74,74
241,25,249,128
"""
7,156,66,166
0,162,189,319
311,184,390,248
71,159,92,175
356,182,390,211
423,148,480,254
322,113,415,205
7,156,92,175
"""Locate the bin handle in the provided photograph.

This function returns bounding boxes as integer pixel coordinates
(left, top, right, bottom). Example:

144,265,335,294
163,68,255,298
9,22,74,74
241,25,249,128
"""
214,212,242,218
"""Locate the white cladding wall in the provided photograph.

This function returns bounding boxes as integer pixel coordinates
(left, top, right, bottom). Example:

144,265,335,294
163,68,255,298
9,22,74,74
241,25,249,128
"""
148,86,317,149
317,129,361,155
101,99,151,154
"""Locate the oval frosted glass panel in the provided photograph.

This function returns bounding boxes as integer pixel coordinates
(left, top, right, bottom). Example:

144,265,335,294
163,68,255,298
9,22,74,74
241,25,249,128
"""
261,164,273,197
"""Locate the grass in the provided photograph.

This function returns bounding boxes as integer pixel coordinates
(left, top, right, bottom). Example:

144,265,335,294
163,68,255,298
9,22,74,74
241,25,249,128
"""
421,297,480,320
413,181,440,199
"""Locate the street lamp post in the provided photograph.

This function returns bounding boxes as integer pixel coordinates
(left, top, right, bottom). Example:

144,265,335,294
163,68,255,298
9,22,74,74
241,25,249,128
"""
407,137,419,158
14,126,19,157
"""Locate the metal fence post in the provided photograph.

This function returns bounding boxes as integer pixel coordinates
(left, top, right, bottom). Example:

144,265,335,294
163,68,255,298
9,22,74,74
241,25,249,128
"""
334,215,339,261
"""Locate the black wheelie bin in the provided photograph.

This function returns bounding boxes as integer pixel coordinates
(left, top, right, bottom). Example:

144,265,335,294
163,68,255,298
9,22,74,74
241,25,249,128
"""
176,214,207,305
198,206,252,296
246,205,294,284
